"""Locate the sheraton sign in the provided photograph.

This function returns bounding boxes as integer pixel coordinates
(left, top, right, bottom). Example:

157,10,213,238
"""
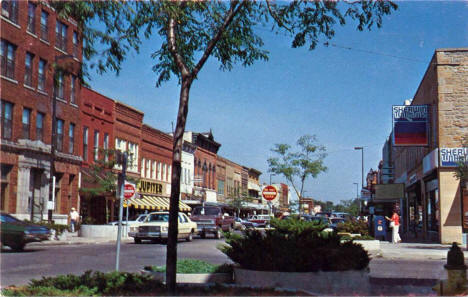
137,180,163,195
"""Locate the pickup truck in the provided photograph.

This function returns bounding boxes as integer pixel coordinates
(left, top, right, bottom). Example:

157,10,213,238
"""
190,206,234,239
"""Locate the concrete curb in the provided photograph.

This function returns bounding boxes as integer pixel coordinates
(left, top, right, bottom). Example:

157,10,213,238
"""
369,276,439,287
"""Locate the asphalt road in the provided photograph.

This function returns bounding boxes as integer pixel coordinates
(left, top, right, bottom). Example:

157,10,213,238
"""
1,238,229,288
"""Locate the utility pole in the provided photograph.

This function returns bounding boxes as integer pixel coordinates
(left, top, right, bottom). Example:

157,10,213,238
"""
115,151,127,271
354,147,364,215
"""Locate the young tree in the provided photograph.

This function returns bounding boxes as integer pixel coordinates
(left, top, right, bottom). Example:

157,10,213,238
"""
268,135,327,213
52,1,397,292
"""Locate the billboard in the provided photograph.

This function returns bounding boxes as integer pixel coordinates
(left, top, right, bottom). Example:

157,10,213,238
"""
392,105,429,146
440,148,468,167
374,183,405,200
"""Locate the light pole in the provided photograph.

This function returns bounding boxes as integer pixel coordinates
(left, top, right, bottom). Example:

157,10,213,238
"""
353,182,360,214
269,174,275,185
48,54,75,223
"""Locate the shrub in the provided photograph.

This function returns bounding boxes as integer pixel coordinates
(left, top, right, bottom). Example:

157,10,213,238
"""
23,220,68,235
219,217,370,272
335,220,369,236
144,259,233,274
2,271,164,296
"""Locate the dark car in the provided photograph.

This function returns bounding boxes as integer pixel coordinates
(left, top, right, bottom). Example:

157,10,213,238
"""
0,212,50,251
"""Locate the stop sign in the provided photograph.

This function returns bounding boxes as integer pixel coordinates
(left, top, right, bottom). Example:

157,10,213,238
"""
124,183,136,199
262,185,278,201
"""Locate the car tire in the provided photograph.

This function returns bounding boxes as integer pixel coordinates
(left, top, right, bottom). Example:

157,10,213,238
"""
186,231,193,242
134,238,142,244
10,242,25,251
214,228,222,239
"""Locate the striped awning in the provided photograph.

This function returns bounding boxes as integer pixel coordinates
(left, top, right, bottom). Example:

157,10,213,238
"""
124,195,191,212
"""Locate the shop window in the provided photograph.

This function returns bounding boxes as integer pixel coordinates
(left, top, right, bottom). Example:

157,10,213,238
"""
27,2,36,34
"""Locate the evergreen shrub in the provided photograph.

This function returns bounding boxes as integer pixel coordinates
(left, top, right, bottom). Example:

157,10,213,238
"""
335,220,369,236
219,218,370,272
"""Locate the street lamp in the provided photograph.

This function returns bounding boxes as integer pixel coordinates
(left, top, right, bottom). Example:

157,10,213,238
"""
48,54,76,223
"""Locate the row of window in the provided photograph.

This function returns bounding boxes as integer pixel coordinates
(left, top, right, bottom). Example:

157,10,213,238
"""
1,39,78,104
2,1,79,56
115,138,139,173
1,101,75,154
141,158,172,183
82,127,109,163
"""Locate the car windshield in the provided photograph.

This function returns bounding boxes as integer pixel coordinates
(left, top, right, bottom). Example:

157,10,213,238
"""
136,215,148,222
192,207,220,216
147,213,169,222
0,213,20,223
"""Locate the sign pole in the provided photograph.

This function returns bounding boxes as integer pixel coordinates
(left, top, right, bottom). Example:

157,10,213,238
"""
115,152,127,271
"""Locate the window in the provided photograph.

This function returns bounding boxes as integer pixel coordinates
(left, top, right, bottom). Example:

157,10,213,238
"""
103,133,109,161
157,162,161,180
152,161,156,179
68,123,75,154
162,164,166,182
218,180,225,195
2,0,18,24
141,159,145,177
70,75,76,104
146,159,150,178
55,21,67,51
56,71,64,99
36,112,44,141
22,108,31,139
40,11,48,41
72,31,78,57
83,127,88,161
168,165,171,182
127,142,138,172
0,39,16,79
38,59,46,91
56,119,64,151
24,52,33,86
1,101,13,140
93,130,99,161
27,2,36,34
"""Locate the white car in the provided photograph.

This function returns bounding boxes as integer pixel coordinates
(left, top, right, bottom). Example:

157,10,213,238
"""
108,213,148,226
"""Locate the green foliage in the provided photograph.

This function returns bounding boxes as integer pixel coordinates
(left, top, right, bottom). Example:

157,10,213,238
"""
219,217,369,272
2,270,164,296
334,198,360,216
144,259,233,274
336,220,369,236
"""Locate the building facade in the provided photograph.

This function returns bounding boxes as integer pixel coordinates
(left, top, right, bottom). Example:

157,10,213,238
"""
390,48,468,244
1,0,82,223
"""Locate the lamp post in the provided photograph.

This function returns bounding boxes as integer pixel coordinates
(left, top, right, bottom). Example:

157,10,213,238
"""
48,54,75,223
353,182,360,214
269,174,275,185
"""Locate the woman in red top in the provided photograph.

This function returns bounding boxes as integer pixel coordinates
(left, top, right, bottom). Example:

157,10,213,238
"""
386,210,402,244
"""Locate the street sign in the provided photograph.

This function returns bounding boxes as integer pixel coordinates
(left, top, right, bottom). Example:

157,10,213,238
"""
262,185,278,201
124,183,136,199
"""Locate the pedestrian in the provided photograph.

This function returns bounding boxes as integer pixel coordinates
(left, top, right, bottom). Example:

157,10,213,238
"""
69,207,79,233
386,210,402,244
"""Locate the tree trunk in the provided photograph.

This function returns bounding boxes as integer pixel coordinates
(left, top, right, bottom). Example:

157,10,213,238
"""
166,77,192,293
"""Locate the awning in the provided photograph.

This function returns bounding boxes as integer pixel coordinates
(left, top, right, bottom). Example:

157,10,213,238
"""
124,195,191,212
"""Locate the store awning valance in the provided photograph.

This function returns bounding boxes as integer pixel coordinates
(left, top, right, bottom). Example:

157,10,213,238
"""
124,195,191,212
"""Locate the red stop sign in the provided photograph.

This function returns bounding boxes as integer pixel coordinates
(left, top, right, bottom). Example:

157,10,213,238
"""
124,184,135,199
262,185,278,201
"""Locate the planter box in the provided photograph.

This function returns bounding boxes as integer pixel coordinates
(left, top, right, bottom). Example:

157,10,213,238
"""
79,224,129,239
354,239,381,252
141,270,233,284
234,267,370,296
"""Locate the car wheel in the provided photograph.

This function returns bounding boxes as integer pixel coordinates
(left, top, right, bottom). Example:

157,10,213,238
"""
134,238,142,244
186,231,193,242
214,228,222,239
10,242,25,251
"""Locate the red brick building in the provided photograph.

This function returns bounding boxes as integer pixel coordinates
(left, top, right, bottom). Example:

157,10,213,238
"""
192,132,220,204
79,87,114,223
1,0,82,223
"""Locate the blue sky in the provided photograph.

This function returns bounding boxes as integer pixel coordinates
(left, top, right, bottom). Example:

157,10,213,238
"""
87,1,468,204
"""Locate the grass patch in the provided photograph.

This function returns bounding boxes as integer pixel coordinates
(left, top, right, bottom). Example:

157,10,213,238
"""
144,259,232,274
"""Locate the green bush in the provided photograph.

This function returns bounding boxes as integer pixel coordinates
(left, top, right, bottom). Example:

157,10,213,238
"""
335,220,369,236
219,217,369,272
144,259,233,274
2,271,164,296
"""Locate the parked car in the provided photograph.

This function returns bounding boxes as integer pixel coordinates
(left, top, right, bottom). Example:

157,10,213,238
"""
108,213,148,226
332,212,353,221
248,214,271,227
190,206,235,239
309,216,334,232
129,212,196,244
0,212,51,251
233,217,246,230
329,218,346,230
235,217,259,229
315,212,332,218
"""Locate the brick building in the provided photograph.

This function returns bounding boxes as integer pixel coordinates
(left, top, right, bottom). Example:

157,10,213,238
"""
1,0,82,223
389,48,468,244
79,87,114,224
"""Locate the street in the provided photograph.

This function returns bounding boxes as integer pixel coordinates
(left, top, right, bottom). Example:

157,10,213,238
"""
0,238,228,288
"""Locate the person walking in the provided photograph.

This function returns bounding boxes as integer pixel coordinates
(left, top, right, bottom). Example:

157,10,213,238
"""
69,207,80,233
386,210,402,244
